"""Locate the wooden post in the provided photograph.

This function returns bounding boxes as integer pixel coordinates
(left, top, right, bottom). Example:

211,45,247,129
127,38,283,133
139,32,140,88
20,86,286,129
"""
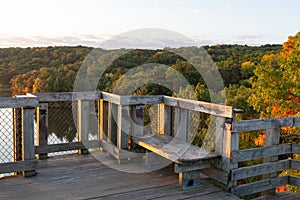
110,103,118,146
215,117,239,172
215,117,239,192
117,105,130,149
131,105,144,149
78,100,89,154
13,108,22,175
174,108,189,142
36,103,48,159
13,108,22,161
22,107,36,177
99,100,109,141
262,127,280,194
158,104,173,136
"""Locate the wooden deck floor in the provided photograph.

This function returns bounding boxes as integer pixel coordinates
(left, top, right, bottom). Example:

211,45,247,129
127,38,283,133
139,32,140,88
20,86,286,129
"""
0,153,299,200
0,153,239,200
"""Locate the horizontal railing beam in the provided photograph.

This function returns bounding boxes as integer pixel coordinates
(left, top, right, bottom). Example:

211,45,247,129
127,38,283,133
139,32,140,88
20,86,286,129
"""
34,140,101,154
231,176,289,197
231,159,290,181
232,117,294,132
33,92,101,102
163,96,234,118
120,95,164,105
231,143,291,163
0,160,38,174
0,97,39,108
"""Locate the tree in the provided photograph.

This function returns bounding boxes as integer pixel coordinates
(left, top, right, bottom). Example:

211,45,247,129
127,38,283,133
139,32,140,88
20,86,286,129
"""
249,32,300,119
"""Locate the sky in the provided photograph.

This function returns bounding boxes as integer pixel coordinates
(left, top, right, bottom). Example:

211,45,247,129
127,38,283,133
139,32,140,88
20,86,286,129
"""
0,0,299,48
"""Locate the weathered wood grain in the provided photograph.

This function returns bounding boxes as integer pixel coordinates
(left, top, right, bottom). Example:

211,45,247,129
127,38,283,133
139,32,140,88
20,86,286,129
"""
262,127,280,194
22,107,36,176
0,160,38,174
292,144,300,154
120,95,163,105
36,103,48,159
289,175,300,187
231,144,291,163
232,117,294,132
231,176,289,197
231,159,290,181
290,160,300,170
163,96,234,118
0,97,39,108
174,107,190,142
78,100,89,154
294,117,300,127
101,92,120,104
0,154,241,200
35,140,102,154
133,134,221,165
34,92,101,102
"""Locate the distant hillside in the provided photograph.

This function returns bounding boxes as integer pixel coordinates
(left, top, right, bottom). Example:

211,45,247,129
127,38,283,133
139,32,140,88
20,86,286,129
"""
0,44,281,97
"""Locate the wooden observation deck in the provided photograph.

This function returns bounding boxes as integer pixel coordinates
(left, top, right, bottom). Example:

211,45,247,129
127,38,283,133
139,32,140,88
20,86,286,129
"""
0,92,300,199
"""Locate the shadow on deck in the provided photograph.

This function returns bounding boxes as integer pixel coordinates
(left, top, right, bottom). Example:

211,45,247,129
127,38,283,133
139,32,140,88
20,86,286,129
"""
0,154,239,200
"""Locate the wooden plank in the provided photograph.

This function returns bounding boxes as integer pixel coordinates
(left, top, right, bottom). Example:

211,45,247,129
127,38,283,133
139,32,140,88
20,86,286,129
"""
292,144,300,154
200,168,229,186
231,144,291,163
0,97,39,108
231,159,290,181
174,108,189,142
163,96,234,118
133,134,221,165
294,117,300,127
117,105,129,149
120,95,163,105
35,140,102,154
0,160,38,174
99,100,109,141
262,127,280,194
101,92,121,104
231,176,289,197
110,103,118,145
289,175,300,187
160,105,173,136
36,102,48,159
175,163,212,173
22,107,36,176
179,170,202,189
215,119,238,172
232,117,294,132
78,100,89,154
131,105,144,149
100,139,120,159
13,108,22,163
34,92,101,102
291,160,300,170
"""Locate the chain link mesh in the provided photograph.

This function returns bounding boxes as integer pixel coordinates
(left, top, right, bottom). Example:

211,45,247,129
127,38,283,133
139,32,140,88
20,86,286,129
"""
0,108,13,164
0,108,13,177
47,101,78,156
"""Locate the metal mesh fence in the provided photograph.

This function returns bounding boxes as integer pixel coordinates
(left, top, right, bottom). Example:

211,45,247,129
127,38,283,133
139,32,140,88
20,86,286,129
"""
0,108,13,163
47,101,78,156
0,108,13,177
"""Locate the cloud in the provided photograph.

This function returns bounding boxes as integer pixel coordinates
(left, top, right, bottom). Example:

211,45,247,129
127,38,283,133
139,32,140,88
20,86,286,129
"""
0,35,109,48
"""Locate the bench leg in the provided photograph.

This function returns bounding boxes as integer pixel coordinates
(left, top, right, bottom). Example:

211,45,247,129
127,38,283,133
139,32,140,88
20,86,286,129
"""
179,171,202,189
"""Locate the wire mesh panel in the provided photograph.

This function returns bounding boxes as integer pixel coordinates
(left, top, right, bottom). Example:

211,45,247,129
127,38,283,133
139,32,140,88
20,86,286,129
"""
0,108,13,177
47,101,78,156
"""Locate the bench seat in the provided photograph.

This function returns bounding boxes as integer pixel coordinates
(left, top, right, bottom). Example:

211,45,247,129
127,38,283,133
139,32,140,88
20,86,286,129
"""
133,134,221,189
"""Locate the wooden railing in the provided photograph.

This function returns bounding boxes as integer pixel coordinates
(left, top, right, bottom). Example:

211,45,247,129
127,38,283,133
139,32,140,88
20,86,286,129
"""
229,117,300,197
0,96,38,176
1,91,299,199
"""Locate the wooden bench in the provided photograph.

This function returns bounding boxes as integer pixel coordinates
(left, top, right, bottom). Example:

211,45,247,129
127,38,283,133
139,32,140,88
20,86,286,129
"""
133,134,221,189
